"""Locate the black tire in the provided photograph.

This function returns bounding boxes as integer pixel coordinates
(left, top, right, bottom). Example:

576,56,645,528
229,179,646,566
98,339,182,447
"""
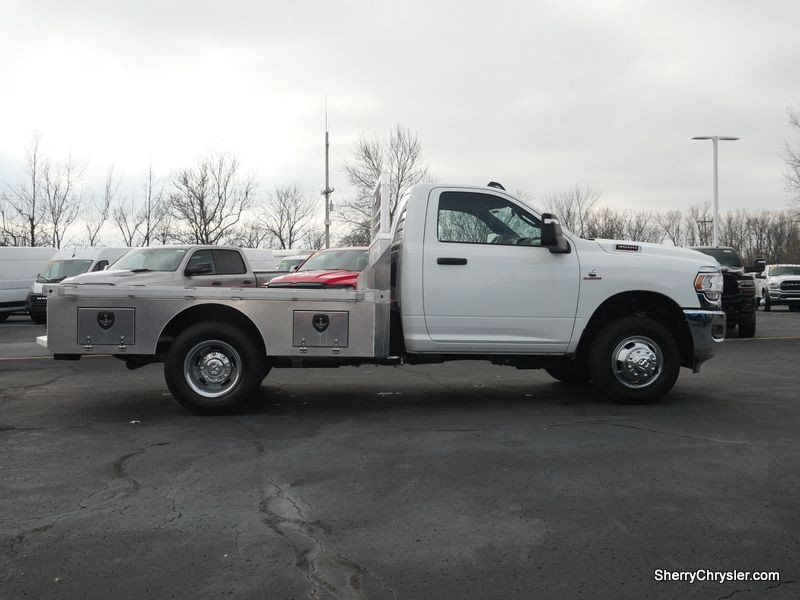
764,293,771,311
738,315,756,338
588,317,680,404
30,314,46,325
0,312,9,323
789,305,800,312
164,321,268,415
546,362,590,384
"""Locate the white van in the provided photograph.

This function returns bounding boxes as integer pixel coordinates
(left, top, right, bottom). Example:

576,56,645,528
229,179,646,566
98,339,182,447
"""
26,247,130,323
240,248,276,271
0,247,57,322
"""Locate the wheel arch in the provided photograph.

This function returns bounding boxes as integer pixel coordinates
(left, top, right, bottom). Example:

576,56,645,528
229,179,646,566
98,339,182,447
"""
156,303,267,360
575,291,694,369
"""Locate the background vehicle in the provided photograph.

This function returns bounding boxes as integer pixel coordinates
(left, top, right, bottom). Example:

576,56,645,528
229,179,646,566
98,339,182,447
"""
240,248,275,271
63,245,272,289
252,251,314,284
41,181,725,415
0,247,56,322
689,246,759,337
758,264,800,311
26,247,130,323
267,247,368,289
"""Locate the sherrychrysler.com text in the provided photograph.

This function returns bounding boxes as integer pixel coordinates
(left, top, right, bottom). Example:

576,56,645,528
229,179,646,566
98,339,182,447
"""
654,569,780,584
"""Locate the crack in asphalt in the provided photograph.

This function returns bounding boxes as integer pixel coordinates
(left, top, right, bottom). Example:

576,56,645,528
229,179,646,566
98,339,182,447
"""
2,441,173,559
248,438,371,600
718,580,795,599
546,418,745,445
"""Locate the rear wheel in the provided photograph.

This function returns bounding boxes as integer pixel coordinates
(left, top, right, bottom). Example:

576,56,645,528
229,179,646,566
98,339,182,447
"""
738,315,756,338
164,322,268,415
588,317,680,404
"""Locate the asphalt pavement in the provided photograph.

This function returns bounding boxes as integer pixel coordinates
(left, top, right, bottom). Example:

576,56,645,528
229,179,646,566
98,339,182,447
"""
1,310,799,599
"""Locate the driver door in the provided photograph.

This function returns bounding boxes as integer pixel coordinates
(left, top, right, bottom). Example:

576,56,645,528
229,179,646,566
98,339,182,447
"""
422,188,580,352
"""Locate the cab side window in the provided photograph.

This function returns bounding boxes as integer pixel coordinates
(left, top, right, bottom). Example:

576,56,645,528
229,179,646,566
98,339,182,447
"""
186,249,215,274
92,260,109,272
437,192,542,246
213,250,247,275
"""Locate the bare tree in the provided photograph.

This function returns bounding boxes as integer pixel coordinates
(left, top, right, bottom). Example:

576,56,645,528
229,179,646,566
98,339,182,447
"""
225,221,273,249
170,153,256,245
259,184,317,249
586,206,625,239
340,124,431,244
114,164,168,246
543,186,602,237
5,133,48,246
305,227,326,250
42,154,83,248
657,210,685,246
1,194,30,246
785,106,800,204
84,166,119,246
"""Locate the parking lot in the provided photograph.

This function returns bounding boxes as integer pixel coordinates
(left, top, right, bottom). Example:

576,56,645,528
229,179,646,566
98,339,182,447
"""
1,310,799,599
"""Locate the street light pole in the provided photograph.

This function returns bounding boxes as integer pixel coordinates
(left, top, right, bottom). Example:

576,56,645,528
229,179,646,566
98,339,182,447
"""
692,135,740,247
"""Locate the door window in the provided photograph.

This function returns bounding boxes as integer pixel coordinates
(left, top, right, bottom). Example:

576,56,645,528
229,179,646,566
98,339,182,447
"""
213,250,247,274
186,249,216,274
92,260,109,272
437,192,541,246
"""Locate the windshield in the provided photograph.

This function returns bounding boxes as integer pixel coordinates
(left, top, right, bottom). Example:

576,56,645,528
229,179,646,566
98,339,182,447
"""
278,257,307,271
693,248,743,268
299,249,368,272
112,248,188,272
769,265,800,276
37,259,94,282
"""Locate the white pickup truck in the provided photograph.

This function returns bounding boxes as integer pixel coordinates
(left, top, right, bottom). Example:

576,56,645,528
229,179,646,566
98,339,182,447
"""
39,181,726,414
758,264,800,311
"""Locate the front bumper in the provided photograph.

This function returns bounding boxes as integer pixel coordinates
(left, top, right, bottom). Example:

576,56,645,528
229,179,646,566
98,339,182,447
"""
767,290,800,305
683,309,726,372
25,292,48,316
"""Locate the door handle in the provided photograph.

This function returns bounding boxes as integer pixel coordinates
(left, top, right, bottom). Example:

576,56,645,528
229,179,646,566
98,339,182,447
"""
437,257,468,265
211,281,222,286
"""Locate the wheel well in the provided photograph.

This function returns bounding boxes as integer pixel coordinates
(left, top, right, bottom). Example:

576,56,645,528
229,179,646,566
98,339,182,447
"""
575,291,693,368
156,304,267,360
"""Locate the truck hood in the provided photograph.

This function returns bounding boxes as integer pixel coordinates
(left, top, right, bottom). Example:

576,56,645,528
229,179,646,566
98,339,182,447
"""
591,239,719,268
63,269,179,286
268,269,360,288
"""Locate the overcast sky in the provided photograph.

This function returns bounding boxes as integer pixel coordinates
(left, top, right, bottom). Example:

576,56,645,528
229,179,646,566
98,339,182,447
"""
2,0,799,216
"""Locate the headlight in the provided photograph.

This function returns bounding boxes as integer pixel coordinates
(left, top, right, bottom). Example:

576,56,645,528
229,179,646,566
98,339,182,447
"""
769,282,779,289
695,270,723,302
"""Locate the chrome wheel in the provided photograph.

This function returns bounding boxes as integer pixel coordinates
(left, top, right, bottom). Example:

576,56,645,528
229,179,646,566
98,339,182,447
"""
183,340,242,398
611,335,663,389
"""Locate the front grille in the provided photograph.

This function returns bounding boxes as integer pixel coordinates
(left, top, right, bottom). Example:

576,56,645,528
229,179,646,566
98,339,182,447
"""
780,280,800,291
722,272,739,296
29,295,47,307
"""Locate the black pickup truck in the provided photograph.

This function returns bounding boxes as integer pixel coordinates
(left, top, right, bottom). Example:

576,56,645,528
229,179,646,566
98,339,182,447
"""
690,246,761,338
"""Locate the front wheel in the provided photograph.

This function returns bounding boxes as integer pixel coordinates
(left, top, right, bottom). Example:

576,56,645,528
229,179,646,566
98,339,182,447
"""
30,314,46,325
763,294,771,311
588,317,680,404
164,322,268,415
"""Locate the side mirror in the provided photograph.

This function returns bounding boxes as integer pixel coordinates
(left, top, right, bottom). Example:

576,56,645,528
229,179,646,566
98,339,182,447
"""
540,213,570,254
290,265,299,273
745,258,765,273
184,262,213,276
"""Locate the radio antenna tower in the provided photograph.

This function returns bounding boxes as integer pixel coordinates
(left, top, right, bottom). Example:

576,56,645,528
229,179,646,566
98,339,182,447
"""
322,100,334,248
